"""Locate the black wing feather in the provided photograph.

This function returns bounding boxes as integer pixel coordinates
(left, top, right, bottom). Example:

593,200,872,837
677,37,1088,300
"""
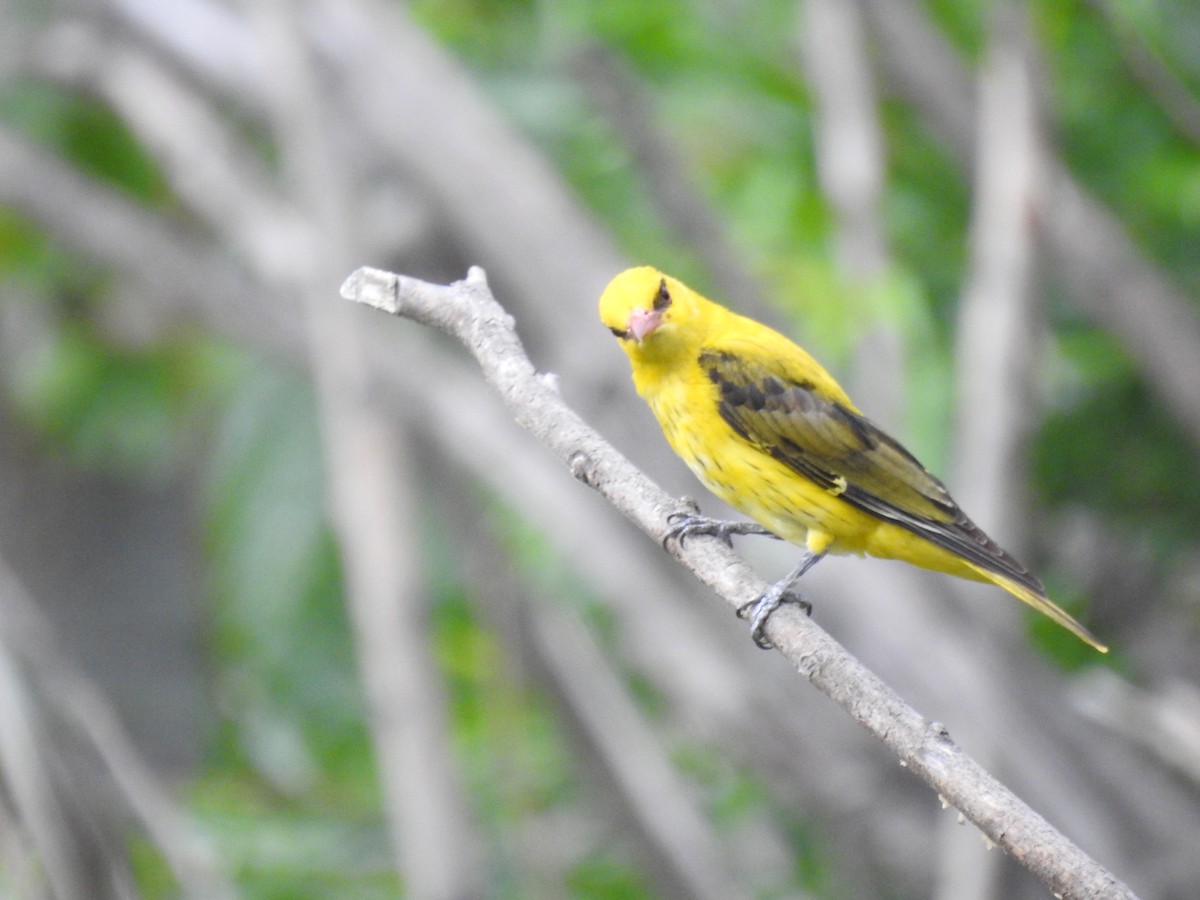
700,349,1043,593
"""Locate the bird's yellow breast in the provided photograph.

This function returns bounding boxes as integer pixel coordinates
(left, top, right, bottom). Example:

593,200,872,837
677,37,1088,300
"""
636,359,873,558
599,266,1108,651
635,358,988,580
607,266,984,575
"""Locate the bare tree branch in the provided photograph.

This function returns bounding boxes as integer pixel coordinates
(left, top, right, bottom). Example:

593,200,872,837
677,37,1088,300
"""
429,462,801,895
0,607,88,900
801,0,889,281
1071,669,1200,788
570,44,768,312
799,0,904,430
938,12,1043,897
531,604,758,900
0,559,234,899
254,3,486,896
954,5,1041,615
100,0,655,461
341,265,1139,900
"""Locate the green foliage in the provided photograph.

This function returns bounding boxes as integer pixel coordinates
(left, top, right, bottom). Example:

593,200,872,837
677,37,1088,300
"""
6,313,238,481
1028,583,1116,671
565,856,653,899
127,836,174,898
189,774,399,899
0,81,171,203
925,0,993,61
1039,0,1200,292
410,0,540,68
673,744,828,895
0,208,60,275
202,360,372,773
1035,326,1200,552
185,358,396,894
881,100,972,329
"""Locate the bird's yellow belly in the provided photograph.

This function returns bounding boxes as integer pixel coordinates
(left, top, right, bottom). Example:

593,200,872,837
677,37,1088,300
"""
687,434,870,553
648,387,987,582
649,390,873,556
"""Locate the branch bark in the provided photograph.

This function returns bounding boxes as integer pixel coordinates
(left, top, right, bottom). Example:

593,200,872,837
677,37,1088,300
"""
341,265,1139,900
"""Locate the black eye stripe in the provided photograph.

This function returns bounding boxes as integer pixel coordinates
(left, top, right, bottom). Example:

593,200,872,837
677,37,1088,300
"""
653,279,672,311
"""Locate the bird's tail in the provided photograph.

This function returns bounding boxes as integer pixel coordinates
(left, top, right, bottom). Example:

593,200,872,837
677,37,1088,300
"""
974,567,1108,653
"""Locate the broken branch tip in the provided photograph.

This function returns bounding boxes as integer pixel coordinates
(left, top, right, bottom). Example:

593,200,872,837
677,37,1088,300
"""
340,266,400,313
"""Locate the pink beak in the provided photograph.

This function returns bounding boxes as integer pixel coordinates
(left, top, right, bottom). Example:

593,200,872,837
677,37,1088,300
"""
627,307,663,342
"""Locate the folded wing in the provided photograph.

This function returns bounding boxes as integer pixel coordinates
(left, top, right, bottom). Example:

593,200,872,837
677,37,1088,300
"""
699,347,1044,595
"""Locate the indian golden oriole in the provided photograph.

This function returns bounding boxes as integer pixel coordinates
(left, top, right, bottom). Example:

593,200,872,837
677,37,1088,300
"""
599,266,1106,653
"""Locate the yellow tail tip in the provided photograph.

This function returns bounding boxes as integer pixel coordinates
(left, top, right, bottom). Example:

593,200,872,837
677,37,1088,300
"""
982,569,1108,653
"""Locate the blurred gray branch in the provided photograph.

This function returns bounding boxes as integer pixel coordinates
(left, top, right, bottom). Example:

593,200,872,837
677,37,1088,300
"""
861,0,1200,451
256,3,488,897
0,559,232,899
1087,0,1200,147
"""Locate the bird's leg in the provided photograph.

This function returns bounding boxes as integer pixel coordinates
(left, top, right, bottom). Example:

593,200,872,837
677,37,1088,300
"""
663,510,779,550
740,551,826,649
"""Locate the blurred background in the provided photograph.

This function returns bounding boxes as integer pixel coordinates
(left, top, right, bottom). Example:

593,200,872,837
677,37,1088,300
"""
0,0,1198,897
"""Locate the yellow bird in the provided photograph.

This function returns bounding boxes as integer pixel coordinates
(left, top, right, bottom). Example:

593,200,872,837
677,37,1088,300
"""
599,266,1107,653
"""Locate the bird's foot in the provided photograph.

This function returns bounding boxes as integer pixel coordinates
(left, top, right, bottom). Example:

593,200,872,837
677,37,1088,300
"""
663,511,778,550
738,587,813,650
737,549,826,649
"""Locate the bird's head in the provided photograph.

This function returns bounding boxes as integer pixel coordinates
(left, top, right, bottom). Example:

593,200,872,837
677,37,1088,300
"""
598,267,700,363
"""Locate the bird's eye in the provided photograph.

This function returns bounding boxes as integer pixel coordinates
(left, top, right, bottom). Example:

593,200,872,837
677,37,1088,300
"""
609,326,629,339
653,279,672,311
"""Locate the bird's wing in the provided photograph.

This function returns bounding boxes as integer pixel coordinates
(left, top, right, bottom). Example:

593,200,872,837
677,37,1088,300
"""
698,347,1043,592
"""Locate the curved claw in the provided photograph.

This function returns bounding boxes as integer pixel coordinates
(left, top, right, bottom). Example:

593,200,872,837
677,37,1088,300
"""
663,511,728,549
662,511,777,550
739,591,813,650
737,549,824,649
